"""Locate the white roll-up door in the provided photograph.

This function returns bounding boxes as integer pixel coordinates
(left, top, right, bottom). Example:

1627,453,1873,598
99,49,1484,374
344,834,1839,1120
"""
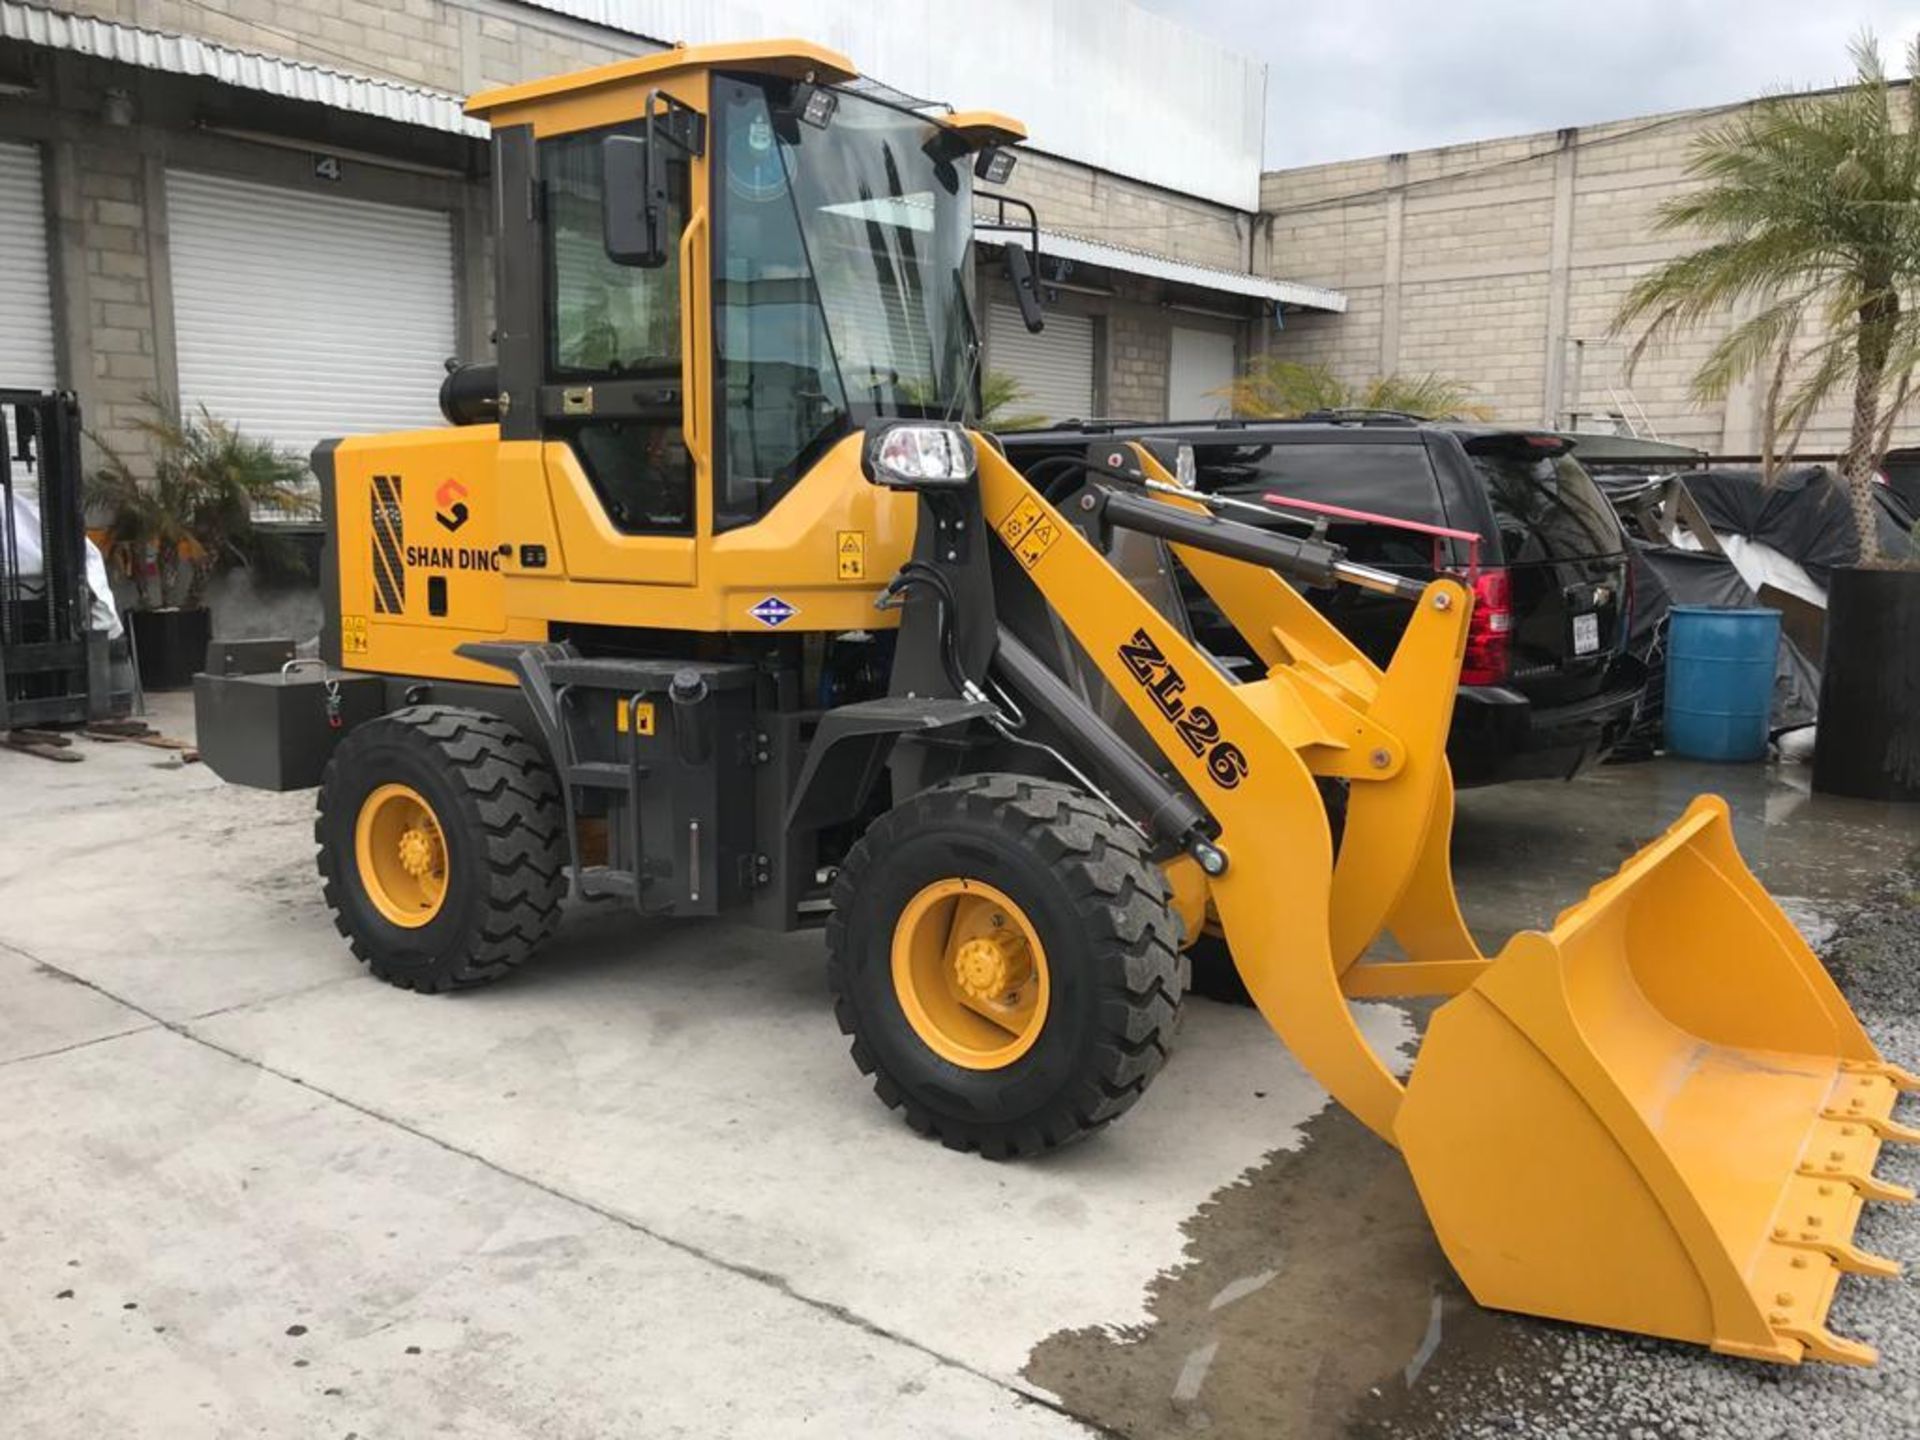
1168,326,1237,420
0,141,56,389
989,302,1094,425
166,170,455,460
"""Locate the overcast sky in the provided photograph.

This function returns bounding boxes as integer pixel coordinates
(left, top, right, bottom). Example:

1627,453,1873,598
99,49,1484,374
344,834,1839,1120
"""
1133,1,1920,168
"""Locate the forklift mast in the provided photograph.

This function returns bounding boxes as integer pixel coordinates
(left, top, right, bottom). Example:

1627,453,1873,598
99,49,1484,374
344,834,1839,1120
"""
0,389,112,730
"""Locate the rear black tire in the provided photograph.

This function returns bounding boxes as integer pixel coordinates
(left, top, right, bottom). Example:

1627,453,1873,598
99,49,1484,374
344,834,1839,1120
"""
1187,777,1347,1005
827,773,1186,1158
316,705,566,992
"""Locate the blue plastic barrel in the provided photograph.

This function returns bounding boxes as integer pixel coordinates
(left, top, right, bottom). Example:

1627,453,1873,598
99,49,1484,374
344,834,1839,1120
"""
1664,606,1781,762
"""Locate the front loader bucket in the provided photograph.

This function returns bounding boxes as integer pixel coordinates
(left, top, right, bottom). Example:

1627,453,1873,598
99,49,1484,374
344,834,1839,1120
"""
1396,795,1916,1365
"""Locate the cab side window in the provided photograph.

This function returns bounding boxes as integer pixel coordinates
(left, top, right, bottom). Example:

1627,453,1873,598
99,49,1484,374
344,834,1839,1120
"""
542,126,693,534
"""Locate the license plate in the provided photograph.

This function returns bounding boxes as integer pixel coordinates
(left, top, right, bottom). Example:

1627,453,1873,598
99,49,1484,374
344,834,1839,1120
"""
1572,612,1600,655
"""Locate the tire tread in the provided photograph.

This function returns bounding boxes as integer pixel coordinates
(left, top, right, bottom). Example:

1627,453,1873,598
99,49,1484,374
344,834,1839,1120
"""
826,773,1185,1158
315,705,566,992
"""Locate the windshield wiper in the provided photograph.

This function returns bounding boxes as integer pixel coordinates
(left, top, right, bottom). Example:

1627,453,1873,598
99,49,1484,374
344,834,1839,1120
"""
941,265,982,426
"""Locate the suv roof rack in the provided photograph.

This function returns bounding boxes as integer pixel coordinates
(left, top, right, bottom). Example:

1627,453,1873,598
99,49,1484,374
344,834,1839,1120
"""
1298,408,1427,426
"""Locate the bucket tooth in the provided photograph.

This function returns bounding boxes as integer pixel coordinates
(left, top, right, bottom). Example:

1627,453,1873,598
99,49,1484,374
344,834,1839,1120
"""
1800,1162,1919,1206
1832,1242,1901,1278
1825,1110,1920,1145
1857,1175,1916,1205
1776,1232,1903,1277
1842,1059,1920,1092
1780,1325,1879,1368
1801,1113,1913,1203
1821,1070,1920,1143
1772,1173,1898,1275
1749,1242,1877,1365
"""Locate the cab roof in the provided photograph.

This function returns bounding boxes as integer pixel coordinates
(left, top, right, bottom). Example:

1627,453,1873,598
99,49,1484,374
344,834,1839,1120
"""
465,38,858,122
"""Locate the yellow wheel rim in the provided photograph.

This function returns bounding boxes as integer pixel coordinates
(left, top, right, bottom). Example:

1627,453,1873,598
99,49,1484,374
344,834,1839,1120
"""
891,879,1050,1070
354,782,450,929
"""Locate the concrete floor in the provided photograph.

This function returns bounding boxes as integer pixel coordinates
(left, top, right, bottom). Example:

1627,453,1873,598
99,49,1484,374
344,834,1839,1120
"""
0,692,1914,1438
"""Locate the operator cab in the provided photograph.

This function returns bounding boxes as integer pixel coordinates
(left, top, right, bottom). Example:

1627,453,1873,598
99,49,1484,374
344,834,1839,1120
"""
461,42,1029,555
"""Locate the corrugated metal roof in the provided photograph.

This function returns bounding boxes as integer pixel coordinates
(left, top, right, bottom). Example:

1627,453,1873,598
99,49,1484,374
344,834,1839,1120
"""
976,223,1348,315
0,1,486,138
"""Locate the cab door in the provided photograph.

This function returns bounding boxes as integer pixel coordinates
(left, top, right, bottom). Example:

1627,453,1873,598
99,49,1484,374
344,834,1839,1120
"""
533,117,701,584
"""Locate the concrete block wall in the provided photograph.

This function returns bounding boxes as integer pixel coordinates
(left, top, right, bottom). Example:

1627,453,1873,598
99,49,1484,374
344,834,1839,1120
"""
70,142,160,461
983,150,1250,274
1257,97,1891,453
1107,299,1172,421
1,49,488,472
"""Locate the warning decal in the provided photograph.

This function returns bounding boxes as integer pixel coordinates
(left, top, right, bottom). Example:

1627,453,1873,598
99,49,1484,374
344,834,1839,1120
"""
616,698,656,735
836,529,866,581
995,494,1061,571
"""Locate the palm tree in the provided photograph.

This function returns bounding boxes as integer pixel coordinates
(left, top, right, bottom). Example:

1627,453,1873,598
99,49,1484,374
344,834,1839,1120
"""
1613,34,1920,560
1219,358,1492,421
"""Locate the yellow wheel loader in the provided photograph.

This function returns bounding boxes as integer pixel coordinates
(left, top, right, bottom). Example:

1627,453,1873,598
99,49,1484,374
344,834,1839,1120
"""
192,39,1916,1366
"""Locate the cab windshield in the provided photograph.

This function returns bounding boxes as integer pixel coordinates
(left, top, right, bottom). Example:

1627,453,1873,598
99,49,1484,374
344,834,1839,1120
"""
712,73,977,528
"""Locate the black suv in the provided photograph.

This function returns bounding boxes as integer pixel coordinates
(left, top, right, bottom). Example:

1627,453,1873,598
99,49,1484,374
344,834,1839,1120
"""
999,415,1643,786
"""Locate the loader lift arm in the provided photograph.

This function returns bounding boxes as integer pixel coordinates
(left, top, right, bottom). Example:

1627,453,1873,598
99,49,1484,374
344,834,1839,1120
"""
968,437,1917,1366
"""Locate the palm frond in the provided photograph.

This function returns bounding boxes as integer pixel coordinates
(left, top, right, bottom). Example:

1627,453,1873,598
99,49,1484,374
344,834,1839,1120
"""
1359,372,1494,420
1219,358,1352,418
1689,297,1814,401
1611,30,1920,556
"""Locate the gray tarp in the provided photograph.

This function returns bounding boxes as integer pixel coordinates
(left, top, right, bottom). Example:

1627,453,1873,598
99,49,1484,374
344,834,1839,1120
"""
1673,466,1914,581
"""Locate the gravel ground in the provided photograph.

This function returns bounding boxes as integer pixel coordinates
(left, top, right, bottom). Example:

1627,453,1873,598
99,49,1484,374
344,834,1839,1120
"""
1357,878,1920,1440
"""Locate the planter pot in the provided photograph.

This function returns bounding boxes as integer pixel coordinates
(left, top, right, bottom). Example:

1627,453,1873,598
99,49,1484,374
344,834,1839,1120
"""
1812,567,1920,801
130,607,213,691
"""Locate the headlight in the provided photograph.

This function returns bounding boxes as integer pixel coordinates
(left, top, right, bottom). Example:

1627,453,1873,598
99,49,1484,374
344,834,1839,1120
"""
864,423,977,490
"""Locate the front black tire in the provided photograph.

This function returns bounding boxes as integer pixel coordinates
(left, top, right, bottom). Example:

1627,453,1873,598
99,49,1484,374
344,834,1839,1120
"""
316,705,566,992
827,774,1186,1158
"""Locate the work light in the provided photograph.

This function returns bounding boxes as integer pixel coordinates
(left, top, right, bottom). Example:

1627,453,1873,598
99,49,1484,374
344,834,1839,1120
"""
975,147,1017,184
864,423,978,489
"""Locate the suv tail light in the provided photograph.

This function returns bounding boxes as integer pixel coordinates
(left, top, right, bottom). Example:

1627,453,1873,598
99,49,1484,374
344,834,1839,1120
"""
1459,567,1513,686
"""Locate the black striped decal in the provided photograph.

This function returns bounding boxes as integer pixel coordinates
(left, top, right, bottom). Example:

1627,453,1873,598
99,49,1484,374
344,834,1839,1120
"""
370,474,405,616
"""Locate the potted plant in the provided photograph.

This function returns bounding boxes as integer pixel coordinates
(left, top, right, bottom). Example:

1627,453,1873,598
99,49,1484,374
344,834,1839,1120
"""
88,401,312,689
1613,33,1920,799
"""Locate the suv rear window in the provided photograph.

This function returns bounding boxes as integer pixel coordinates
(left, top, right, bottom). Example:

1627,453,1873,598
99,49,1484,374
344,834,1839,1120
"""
1194,442,1445,571
1473,452,1622,562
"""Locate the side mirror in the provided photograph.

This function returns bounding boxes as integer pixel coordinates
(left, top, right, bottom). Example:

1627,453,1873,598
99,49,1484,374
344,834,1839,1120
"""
602,134,668,268
1003,243,1045,334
